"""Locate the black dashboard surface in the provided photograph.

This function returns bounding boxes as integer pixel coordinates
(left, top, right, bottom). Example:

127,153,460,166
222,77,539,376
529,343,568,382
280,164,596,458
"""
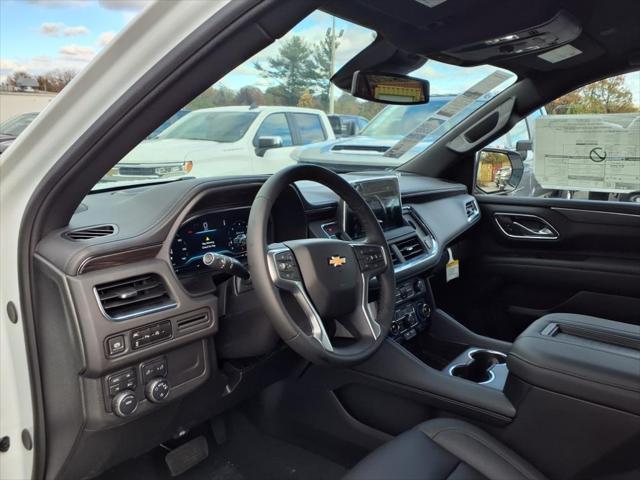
36,173,474,276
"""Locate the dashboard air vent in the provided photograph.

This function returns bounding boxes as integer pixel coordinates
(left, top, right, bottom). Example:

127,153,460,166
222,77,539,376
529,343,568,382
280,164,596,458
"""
331,145,389,153
390,249,401,265
395,236,425,262
95,274,175,320
66,224,115,240
176,311,210,334
465,200,479,220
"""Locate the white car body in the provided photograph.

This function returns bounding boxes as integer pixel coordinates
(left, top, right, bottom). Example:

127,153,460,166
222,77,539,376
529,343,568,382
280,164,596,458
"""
0,2,233,477
107,105,335,181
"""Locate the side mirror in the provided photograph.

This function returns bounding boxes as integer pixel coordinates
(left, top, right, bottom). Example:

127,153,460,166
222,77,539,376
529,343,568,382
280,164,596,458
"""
344,121,357,136
475,148,524,195
515,140,532,159
351,71,430,105
328,116,343,136
256,135,283,157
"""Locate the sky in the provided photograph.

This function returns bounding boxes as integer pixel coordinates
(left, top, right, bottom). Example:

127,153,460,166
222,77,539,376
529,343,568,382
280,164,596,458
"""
1,0,639,104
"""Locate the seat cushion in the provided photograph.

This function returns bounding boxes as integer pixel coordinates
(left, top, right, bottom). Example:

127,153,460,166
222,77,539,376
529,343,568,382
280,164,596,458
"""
344,418,546,480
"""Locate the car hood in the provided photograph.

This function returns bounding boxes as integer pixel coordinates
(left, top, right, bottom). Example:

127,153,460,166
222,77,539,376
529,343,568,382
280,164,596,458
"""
120,138,222,164
294,135,432,170
0,133,17,143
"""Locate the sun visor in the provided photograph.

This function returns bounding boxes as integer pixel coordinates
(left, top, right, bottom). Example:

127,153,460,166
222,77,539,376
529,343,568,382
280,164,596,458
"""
430,10,581,66
331,36,427,92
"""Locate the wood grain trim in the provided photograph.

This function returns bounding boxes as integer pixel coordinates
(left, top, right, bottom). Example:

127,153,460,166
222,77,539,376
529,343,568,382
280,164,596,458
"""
77,244,163,274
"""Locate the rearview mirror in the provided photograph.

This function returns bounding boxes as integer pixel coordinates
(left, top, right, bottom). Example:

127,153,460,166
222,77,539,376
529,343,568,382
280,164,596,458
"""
256,135,283,157
475,148,524,195
351,71,429,105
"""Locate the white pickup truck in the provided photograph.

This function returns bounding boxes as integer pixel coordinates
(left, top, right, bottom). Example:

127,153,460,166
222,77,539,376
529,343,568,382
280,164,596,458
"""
104,105,335,182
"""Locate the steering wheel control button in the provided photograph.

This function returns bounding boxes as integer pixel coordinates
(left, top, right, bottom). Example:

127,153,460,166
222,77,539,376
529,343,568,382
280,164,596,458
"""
353,245,386,272
112,390,138,417
274,251,300,281
145,378,170,403
106,335,126,356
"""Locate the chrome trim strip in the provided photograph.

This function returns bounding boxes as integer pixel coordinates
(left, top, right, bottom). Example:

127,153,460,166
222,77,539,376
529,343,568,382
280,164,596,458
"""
448,364,496,385
266,246,334,352
551,207,640,218
493,212,559,240
93,286,177,321
467,348,507,361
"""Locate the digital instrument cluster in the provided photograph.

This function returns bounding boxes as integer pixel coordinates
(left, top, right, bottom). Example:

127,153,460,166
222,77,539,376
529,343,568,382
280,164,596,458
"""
170,207,249,274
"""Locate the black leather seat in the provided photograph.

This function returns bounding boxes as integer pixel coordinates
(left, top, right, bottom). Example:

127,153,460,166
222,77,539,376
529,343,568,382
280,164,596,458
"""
344,418,546,480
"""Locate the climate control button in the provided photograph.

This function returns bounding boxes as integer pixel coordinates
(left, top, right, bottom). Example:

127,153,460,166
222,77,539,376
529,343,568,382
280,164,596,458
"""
145,378,170,403
112,390,138,417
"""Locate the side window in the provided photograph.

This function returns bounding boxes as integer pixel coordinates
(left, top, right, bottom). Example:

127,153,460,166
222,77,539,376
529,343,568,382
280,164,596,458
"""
292,113,327,145
476,72,640,202
488,118,530,152
255,113,293,146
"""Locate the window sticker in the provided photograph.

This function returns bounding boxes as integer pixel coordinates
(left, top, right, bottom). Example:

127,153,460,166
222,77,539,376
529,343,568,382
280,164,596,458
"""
533,114,640,193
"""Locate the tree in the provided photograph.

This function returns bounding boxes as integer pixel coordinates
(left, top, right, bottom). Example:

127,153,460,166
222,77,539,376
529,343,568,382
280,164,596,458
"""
254,36,320,105
263,86,288,106
235,86,264,106
580,76,637,113
297,89,317,108
545,76,638,114
186,86,237,109
544,90,583,114
313,25,343,108
335,93,385,119
36,69,76,92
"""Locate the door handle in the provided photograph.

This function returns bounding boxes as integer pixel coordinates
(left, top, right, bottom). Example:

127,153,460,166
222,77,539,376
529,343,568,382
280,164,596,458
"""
511,221,555,237
494,213,559,240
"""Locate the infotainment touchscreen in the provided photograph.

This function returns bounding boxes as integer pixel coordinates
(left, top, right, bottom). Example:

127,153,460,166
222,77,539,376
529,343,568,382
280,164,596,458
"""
341,176,404,238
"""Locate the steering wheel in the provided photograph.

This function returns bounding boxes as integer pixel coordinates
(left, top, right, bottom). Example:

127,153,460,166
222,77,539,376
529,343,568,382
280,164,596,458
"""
247,165,396,366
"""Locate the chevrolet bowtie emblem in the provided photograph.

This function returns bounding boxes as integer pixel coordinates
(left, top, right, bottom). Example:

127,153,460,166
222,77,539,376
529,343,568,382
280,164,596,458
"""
328,255,347,268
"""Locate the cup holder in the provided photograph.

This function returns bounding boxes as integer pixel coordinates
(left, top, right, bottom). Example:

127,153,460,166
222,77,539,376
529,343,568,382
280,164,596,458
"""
449,349,507,384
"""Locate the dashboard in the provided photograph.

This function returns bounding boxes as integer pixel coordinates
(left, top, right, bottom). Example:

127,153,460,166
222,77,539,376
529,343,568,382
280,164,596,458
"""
171,207,249,274
34,174,480,480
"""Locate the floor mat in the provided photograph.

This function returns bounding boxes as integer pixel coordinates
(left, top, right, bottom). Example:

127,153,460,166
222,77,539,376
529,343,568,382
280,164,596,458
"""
97,412,347,480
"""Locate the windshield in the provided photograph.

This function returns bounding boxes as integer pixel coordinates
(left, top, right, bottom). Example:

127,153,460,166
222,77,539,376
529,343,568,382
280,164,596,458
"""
361,99,452,138
157,111,259,142
0,5,517,190
0,113,38,136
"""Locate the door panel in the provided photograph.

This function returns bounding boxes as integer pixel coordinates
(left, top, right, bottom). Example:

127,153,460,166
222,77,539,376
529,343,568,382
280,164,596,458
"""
432,196,640,341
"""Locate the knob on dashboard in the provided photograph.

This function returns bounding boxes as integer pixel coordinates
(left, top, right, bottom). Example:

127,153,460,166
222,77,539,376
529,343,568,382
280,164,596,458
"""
145,378,170,403
112,390,138,417
390,321,400,335
418,302,431,319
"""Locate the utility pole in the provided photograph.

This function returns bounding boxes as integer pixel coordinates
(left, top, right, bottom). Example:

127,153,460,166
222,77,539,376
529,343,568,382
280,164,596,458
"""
328,16,337,114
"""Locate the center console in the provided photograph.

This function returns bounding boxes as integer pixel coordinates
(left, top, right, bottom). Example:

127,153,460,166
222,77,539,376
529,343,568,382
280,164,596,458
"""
389,277,432,342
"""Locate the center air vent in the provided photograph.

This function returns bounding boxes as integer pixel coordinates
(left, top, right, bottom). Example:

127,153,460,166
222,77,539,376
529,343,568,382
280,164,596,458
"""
95,274,175,320
465,200,479,221
394,236,426,262
66,224,116,240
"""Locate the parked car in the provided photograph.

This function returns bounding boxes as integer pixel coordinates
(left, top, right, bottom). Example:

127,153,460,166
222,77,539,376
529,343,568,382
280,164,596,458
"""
103,105,335,182
147,108,191,139
0,111,38,154
495,166,513,189
294,99,551,197
292,96,456,171
327,114,369,137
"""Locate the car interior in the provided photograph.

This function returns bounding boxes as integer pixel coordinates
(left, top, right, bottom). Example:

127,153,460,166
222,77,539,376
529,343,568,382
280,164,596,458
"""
13,0,640,479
